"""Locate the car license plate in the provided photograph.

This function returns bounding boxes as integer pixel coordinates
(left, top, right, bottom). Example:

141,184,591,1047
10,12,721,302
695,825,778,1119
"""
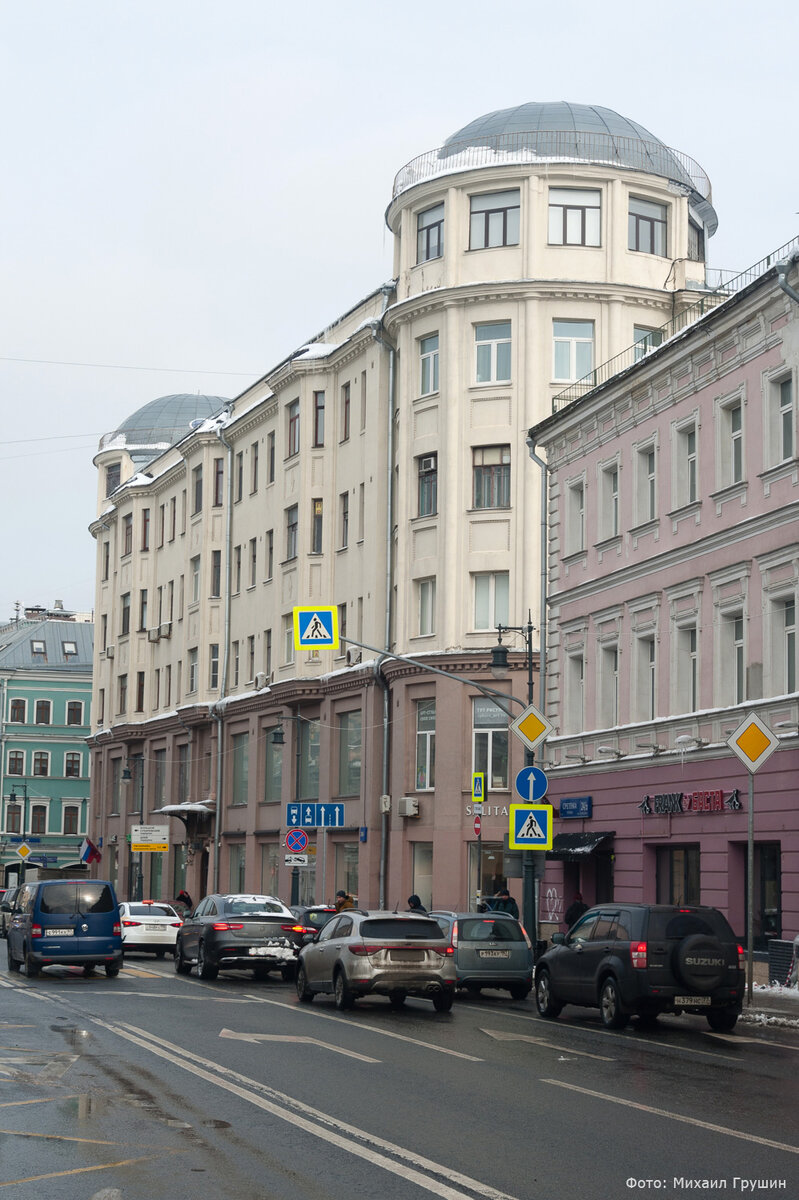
145,924,163,931
388,949,424,963
479,950,510,958
47,928,74,937
675,995,710,1006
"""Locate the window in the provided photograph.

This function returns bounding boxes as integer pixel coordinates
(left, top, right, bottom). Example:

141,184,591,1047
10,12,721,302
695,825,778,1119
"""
417,202,444,262
170,495,177,540
264,733,282,803
286,505,298,561
8,751,23,775
415,700,436,790
139,589,148,631
102,541,110,580
473,698,509,789
634,325,664,361
628,196,667,256
420,333,439,396
265,530,274,580
473,572,509,630
267,431,276,483
63,805,79,835
417,454,437,516
598,643,619,727
105,462,121,496
250,442,259,493
634,636,656,721
784,599,796,694
674,421,698,506
339,493,349,549
249,537,257,587
470,189,520,249
9,699,25,722
358,482,365,541
121,593,131,636
191,556,201,603
287,399,300,457
768,376,794,466
313,391,325,447
35,700,51,725
565,651,585,734
101,613,107,653
341,382,351,441
177,742,189,803
635,444,657,525
728,613,746,705
475,321,511,383
283,615,294,665
231,732,249,806
209,643,219,690
473,445,510,509
141,508,150,550
211,549,221,597
553,320,594,382
6,803,21,832
135,671,145,712
338,602,348,649
676,624,698,713
264,628,272,677
31,804,47,834
688,220,705,263
63,640,77,658
158,504,165,546
232,640,240,687
548,188,600,246
566,481,586,555
235,451,244,502
725,399,744,486
298,720,320,800
418,577,436,636
188,649,198,694
33,751,49,777
311,499,323,553
118,673,127,714
360,371,367,431
192,464,203,514
338,711,362,796
656,845,700,906
599,463,620,540
31,639,46,657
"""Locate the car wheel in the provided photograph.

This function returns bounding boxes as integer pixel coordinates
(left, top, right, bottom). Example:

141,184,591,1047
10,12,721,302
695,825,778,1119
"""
432,990,454,1013
24,949,40,978
197,941,218,981
389,990,407,1010
333,969,354,1010
296,964,314,1003
105,963,120,978
7,942,21,972
535,969,563,1019
509,983,531,1001
599,977,629,1029
83,964,96,976
706,1007,739,1032
174,940,192,975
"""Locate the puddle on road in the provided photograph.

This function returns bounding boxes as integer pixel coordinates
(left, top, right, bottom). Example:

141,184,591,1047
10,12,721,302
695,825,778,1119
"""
50,1023,93,1050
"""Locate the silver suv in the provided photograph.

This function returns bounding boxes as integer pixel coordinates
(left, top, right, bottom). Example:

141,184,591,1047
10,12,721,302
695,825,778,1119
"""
296,910,457,1012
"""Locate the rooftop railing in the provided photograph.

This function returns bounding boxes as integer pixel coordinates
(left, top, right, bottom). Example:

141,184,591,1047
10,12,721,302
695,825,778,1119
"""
551,234,799,412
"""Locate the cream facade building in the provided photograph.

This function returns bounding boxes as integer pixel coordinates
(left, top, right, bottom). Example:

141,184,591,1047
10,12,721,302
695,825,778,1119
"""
88,102,723,913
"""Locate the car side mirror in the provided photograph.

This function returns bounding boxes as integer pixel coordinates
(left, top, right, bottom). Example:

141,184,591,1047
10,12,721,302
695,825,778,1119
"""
551,932,565,945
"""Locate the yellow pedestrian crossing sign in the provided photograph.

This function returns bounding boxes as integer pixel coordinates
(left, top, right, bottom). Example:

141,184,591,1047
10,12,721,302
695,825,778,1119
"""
509,803,553,850
294,606,339,650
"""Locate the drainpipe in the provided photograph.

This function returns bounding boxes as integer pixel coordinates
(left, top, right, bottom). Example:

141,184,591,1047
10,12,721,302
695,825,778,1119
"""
369,282,397,909
776,255,799,306
210,412,235,893
525,436,548,711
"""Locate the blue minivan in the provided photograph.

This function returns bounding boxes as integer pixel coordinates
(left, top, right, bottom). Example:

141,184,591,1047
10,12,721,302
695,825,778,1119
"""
7,879,123,977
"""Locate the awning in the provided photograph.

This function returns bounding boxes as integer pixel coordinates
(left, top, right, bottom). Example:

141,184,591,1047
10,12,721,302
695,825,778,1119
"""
150,802,214,816
547,832,615,860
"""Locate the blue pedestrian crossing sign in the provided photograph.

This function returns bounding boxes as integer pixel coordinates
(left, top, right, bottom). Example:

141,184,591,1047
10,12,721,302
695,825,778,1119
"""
294,606,338,650
509,803,553,850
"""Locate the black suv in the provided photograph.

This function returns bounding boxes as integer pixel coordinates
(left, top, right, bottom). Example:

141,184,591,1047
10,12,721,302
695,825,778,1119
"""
534,903,744,1031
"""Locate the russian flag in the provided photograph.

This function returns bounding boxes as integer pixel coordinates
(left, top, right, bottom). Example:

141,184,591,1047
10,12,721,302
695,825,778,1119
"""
80,837,102,865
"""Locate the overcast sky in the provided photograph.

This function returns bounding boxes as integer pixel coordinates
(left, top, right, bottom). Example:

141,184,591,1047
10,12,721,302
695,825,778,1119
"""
2,1,796,621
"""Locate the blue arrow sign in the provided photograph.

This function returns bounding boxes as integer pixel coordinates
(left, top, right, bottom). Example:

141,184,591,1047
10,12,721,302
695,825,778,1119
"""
509,803,553,850
316,803,345,827
515,766,548,802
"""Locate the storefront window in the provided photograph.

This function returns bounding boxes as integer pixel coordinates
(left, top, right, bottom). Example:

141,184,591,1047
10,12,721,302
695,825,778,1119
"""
656,845,699,906
412,843,433,911
335,842,359,902
469,841,510,907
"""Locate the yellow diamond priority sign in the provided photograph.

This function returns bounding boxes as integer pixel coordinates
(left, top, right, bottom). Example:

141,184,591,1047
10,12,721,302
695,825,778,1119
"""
510,702,554,754
726,713,779,774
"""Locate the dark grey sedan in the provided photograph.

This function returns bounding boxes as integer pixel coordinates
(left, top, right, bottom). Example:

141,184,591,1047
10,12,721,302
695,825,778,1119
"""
174,894,305,981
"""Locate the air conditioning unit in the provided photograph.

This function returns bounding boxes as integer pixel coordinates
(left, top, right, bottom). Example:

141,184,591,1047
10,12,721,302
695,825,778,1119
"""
379,794,391,814
254,671,269,689
159,622,172,639
397,796,420,818
420,455,436,472
147,628,160,643
106,645,115,659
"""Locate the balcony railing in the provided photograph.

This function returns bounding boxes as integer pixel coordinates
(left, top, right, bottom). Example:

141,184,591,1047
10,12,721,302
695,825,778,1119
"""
551,234,799,412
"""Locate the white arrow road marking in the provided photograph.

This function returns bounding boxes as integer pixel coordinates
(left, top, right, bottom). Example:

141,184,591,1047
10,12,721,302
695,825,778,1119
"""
219,1029,379,1062
481,1028,614,1061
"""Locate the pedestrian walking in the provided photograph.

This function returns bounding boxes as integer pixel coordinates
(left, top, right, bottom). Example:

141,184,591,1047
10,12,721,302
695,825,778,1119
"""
564,892,589,927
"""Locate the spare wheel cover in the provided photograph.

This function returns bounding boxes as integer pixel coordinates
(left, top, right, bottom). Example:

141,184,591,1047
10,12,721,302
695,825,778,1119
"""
674,934,726,993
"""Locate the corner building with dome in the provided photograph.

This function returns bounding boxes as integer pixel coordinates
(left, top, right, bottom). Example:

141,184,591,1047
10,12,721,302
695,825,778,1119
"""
88,102,723,916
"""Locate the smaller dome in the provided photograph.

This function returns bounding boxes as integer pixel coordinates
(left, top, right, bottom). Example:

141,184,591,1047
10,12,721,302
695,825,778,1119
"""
100,394,230,465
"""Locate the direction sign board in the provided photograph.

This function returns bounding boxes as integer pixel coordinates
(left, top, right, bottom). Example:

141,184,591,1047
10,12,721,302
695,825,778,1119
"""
293,606,339,650
131,823,170,853
510,702,554,754
286,803,346,829
286,828,309,854
509,803,553,850
515,765,548,802
726,714,780,774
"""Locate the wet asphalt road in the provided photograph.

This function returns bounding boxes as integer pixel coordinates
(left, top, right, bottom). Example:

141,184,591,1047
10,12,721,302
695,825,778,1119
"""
1,956,798,1200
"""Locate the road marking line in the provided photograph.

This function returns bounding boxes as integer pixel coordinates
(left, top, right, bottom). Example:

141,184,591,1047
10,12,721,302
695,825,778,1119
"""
0,1128,135,1145
481,1028,614,1061
0,1153,184,1189
242,993,483,1060
219,1029,379,1062
92,1018,518,1200
0,1097,81,1109
542,1079,799,1155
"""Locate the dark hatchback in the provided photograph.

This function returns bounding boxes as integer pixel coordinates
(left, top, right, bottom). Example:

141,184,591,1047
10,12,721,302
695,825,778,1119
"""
175,894,305,981
535,902,745,1031
290,905,338,934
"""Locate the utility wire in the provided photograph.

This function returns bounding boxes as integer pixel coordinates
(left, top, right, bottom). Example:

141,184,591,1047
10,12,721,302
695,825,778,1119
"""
0,354,259,377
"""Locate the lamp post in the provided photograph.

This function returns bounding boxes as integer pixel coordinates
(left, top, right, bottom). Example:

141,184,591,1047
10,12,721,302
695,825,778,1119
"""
123,757,145,902
491,614,537,941
9,782,29,885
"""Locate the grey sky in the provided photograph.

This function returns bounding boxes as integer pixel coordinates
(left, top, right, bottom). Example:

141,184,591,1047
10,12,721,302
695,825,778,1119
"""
2,0,796,619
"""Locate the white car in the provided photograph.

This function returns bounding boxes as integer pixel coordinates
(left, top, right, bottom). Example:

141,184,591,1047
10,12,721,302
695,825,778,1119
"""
119,901,182,957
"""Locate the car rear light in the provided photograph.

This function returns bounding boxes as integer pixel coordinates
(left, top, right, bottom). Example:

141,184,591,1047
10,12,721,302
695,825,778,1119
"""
31,924,42,938
281,924,306,934
519,923,533,950
122,920,142,928
169,921,183,928
113,922,121,936
737,944,745,969
211,922,245,931
432,946,455,956
451,922,459,949
348,944,382,955
631,941,647,968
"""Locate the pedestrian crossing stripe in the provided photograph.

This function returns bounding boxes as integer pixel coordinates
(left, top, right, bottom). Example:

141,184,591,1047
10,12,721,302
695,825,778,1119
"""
293,606,339,649
509,803,553,850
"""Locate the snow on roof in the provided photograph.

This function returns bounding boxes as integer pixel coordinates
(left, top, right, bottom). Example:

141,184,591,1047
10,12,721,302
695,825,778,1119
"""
294,342,343,360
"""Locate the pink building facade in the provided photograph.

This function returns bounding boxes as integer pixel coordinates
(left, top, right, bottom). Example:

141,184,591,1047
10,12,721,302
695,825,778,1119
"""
530,247,799,947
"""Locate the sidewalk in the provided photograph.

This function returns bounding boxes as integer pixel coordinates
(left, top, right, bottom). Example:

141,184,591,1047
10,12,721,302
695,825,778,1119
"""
742,959,799,1028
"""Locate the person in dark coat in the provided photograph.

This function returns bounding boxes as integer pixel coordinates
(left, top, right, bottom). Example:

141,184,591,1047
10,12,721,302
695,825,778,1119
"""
407,894,427,913
491,888,519,920
564,892,589,927
334,890,354,912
